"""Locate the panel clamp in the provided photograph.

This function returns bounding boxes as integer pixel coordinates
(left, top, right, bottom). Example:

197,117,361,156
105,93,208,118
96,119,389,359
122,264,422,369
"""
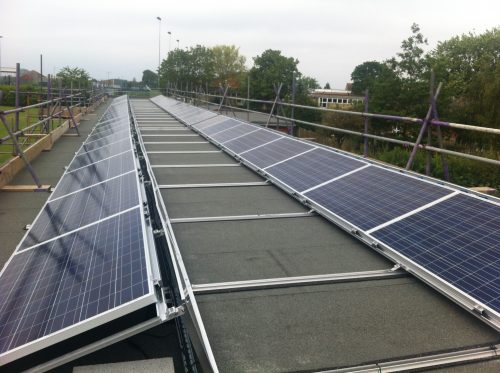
153,228,165,237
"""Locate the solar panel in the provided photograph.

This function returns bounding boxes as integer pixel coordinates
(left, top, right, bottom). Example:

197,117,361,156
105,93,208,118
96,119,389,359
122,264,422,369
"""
240,137,314,169
0,95,160,366
19,172,139,251
73,139,132,156
0,208,153,357
192,115,228,130
151,95,500,330
305,166,452,230
202,119,242,136
72,139,132,169
82,129,131,147
76,134,129,153
210,122,257,143
223,129,281,154
266,148,367,192
371,193,500,312
50,150,136,200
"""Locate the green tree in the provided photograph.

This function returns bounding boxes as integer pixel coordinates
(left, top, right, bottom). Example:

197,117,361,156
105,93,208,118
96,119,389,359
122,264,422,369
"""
429,28,500,148
141,70,157,88
211,45,246,87
57,66,91,88
249,49,299,100
324,82,331,89
159,45,215,90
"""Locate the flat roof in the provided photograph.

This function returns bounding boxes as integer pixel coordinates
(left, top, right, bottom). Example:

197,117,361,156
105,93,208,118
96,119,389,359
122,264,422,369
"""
130,98,500,372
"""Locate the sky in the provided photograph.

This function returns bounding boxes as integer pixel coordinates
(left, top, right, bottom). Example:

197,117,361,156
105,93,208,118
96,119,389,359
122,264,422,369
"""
1,0,499,88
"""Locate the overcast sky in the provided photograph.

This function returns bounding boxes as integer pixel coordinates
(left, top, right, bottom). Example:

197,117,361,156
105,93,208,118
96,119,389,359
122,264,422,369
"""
1,0,499,88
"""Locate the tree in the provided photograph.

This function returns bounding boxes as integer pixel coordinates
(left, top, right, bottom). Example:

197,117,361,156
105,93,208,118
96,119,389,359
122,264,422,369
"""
57,66,91,88
429,28,500,148
141,70,157,88
249,49,299,100
388,22,429,81
324,82,331,89
211,45,246,87
351,61,393,95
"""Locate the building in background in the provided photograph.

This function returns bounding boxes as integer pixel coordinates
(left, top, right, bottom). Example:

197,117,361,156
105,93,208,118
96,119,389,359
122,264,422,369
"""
310,83,364,107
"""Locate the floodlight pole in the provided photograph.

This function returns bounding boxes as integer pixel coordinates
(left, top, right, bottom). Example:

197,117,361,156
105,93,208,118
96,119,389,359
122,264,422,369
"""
157,16,162,89
0,36,3,83
168,31,172,54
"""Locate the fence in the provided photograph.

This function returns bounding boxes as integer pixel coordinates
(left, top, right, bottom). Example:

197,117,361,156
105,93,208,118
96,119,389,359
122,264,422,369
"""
0,63,107,190
163,76,499,189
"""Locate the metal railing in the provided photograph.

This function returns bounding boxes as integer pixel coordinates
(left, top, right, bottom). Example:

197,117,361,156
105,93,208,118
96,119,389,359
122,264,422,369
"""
0,63,107,189
164,78,500,181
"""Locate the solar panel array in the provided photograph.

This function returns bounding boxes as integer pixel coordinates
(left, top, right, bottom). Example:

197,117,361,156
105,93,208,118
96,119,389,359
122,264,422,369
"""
0,96,156,364
151,95,500,329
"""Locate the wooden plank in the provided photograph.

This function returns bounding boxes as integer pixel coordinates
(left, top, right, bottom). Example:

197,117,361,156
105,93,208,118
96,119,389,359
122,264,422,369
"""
1,184,51,192
469,186,497,194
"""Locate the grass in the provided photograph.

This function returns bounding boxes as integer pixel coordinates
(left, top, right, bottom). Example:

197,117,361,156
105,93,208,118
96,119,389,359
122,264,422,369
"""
0,106,45,166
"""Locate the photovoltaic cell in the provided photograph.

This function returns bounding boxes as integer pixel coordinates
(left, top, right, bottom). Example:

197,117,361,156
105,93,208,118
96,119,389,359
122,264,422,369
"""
210,123,257,143
305,166,452,230
86,125,130,142
72,138,132,169
202,119,242,136
192,115,228,130
0,208,151,355
19,172,139,251
241,137,314,168
85,128,130,147
266,148,366,192
372,194,500,312
223,129,281,154
50,151,136,200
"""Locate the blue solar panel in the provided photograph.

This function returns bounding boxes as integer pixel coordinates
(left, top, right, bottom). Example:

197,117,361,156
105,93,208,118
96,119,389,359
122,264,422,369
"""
210,122,257,143
86,125,130,142
50,151,136,200
241,137,314,169
200,119,239,136
19,172,139,251
192,115,228,130
266,148,366,192
72,139,132,170
371,194,500,312
82,130,130,148
0,208,152,356
305,166,452,230
223,129,282,154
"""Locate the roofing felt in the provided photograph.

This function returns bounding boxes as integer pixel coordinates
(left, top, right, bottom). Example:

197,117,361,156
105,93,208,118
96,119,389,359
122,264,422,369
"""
130,98,500,372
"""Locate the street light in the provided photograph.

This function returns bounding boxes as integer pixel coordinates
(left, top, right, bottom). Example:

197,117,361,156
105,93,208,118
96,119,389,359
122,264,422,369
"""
0,36,3,83
156,16,161,88
168,31,172,54
176,39,179,49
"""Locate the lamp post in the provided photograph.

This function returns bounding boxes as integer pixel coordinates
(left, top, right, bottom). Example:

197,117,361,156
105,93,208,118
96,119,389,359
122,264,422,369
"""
176,39,179,49
168,31,172,54
156,16,161,88
0,36,3,83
